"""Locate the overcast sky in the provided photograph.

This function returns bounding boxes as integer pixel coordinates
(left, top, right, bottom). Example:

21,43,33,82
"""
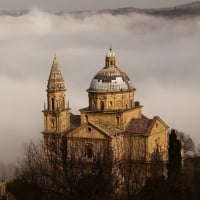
0,0,196,11
0,2,200,165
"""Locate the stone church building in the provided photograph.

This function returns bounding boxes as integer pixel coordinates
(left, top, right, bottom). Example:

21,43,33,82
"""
42,49,169,163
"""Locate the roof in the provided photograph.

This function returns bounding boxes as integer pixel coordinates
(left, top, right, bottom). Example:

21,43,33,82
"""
89,120,122,138
88,49,134,92
125,116,168,136
70,114,81,130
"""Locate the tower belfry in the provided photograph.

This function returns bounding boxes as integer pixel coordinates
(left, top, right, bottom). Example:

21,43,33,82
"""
42,56,71,142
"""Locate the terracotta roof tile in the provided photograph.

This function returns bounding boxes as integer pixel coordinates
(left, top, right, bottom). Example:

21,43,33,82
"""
70,114,81,129
89,120,122,137
125,116,168,136
125,117,153,135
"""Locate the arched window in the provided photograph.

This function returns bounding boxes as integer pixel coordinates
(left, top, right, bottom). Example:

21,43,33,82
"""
116,116,120,126
83,143,93,158
100,101,104,110
86,144,93,158
62,97,65,109
51,119,55,128
51,98,55,110
57,102,61,110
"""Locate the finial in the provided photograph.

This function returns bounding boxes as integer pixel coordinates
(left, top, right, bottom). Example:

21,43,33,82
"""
109,44,112,52
53,53,58,65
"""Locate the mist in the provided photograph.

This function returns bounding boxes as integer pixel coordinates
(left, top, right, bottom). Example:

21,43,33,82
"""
0,9,200,163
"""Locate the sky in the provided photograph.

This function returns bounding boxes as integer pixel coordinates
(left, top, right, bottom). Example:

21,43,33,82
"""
0,0,197,11
0,2,200,164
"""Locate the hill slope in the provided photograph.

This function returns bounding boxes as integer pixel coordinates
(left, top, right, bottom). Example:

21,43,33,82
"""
1,1,200,17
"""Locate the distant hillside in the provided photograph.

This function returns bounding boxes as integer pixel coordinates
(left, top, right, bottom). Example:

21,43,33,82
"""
1,1,200,17
0,10,28,17
143,1,200,16
100,1,200,17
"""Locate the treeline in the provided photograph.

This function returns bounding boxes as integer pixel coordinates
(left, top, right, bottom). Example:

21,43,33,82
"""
7,130,200,200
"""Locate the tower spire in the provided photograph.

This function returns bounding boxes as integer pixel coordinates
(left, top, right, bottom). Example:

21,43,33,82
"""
43,55,71,138
47,55,66,92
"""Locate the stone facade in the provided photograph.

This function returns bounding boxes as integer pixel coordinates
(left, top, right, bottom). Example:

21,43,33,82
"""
42,49,169,163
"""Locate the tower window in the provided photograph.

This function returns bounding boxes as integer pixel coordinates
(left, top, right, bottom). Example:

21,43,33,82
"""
63,97,65,109
57,102,61,110
51,98,55,110
109,101,113,108
51,119,55,128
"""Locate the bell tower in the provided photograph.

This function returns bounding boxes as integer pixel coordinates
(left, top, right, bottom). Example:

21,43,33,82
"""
42,55,71,143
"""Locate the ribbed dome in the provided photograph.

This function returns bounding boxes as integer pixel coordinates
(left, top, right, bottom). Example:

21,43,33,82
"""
89,49,133,92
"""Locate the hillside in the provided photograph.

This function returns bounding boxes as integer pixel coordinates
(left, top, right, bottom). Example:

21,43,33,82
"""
0,1,200,17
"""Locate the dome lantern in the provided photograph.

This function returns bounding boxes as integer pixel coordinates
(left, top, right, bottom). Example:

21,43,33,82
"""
105,47,116,68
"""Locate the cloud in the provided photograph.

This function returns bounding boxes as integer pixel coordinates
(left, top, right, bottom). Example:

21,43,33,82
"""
0,0,195,11
0,9,200,163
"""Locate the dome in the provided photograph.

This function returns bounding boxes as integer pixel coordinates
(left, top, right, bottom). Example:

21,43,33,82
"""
89,49,134,92
89,66,133,91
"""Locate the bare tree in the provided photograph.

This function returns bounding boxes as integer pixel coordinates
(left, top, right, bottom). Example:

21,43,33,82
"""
8,138,117,200
175,130,195,153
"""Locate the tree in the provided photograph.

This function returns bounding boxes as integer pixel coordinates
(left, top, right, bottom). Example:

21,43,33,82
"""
175,130,195,153
8,139,115,200
140,147,169,200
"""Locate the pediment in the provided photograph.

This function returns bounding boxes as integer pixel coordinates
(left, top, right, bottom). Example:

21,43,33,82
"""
66,122,112,140
148,116,169,136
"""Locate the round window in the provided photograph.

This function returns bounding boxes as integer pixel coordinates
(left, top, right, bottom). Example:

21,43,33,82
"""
87,126,92,132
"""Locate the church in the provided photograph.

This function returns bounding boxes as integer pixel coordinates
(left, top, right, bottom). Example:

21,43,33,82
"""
42,48,169,163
